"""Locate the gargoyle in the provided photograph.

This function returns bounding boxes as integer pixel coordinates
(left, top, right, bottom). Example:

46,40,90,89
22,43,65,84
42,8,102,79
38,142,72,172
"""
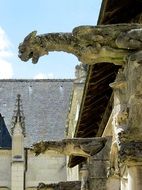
31,137,107,157
19,24,142,65
37,181,81,190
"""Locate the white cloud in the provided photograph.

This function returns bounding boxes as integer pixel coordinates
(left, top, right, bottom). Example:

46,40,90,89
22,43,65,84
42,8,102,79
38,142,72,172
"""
0,27,11,50
0,27,13,79
0,59,13,79
0,50,13,58
34,72,55,79
47,73,55,79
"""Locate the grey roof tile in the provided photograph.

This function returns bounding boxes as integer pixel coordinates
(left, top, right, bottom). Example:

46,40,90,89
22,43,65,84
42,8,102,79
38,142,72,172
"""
0,79,73,147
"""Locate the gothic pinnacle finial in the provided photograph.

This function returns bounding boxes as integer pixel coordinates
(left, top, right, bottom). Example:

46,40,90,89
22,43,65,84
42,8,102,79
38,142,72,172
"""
11,94,26,136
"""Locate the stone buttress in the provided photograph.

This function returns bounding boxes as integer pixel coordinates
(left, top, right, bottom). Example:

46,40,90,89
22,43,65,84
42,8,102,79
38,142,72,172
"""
11,94,25,190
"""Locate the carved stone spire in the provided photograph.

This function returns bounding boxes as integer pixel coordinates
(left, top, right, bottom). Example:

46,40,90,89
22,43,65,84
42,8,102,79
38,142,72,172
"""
11,94,25,136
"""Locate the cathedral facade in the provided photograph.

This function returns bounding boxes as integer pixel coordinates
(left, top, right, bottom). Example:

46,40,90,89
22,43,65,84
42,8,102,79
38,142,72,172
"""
0,79,73,190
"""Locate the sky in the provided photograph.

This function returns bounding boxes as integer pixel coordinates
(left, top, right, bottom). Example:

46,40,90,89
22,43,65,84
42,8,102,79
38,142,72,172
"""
0,0,102,79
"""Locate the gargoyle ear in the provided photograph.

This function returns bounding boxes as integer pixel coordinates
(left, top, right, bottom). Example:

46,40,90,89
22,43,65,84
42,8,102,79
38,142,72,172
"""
24,31,37,41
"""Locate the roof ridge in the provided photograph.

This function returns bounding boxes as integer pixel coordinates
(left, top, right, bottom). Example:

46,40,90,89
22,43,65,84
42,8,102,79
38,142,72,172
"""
0,79,74,82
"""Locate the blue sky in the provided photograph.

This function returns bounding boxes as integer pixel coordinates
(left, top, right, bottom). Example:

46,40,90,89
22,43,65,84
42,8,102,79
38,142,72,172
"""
0,0,102,79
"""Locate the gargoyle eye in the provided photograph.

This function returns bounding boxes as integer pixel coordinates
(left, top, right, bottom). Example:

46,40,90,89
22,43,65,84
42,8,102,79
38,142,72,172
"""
19,47,25,53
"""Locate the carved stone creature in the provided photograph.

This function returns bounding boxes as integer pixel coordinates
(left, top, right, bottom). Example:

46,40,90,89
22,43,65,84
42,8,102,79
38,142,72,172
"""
37,181,81,190
19,24,142,65
31,138,107,157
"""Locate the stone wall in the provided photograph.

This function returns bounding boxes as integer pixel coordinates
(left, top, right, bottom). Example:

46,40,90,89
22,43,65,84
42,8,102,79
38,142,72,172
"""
66,64,87,182
88,138,111,190
66,64,86,139
26,150,67,189
66,82,85,139
66,157,79,181
0,150,11,189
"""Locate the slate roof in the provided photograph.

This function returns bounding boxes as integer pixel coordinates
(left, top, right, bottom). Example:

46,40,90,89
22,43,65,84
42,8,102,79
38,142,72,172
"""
0,113,12,148
0,79,73,147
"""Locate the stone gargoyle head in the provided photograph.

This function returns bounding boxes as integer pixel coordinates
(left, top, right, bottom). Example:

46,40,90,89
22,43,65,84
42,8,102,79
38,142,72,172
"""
18,31,47,64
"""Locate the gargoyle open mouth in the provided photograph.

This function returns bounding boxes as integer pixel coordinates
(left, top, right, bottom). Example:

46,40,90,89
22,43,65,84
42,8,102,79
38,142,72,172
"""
29,52,33,58
31,53,40,64
18,51,32,61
